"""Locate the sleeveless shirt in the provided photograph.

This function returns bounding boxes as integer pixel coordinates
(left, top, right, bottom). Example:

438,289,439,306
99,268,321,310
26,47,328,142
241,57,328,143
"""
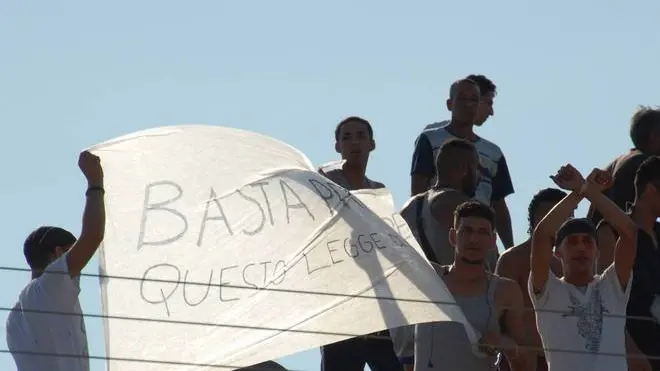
414,265,502,371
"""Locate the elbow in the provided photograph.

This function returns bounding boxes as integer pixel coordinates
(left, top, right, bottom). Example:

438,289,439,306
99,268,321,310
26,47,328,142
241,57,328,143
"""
78,230,104,247
620,221,638,242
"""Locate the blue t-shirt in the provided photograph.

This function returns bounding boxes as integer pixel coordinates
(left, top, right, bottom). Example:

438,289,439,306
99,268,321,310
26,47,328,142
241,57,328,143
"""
410,121,514,204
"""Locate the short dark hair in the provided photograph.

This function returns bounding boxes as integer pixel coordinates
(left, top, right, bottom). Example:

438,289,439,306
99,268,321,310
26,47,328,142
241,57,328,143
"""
634,155,660,199
449,78,480,99
453,201,496,230
555,218,597,249
435,137,477,171
24,226,77,270
527,188,568,233
334,116,373,141
630,106,660,151
466,74,497,97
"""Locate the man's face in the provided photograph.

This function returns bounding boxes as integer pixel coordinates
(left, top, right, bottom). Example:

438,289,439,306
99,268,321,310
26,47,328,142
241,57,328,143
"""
461,151,480,198
556,233,597,275
474,91,495,127
451,216,495,265
448,82,480,124
335,121,373,165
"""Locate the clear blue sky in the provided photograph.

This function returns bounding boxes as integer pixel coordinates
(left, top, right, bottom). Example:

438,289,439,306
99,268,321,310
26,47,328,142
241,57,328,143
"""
1,1,658,370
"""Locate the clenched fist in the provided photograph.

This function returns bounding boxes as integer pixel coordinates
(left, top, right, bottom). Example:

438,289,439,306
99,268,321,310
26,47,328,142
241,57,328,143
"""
550,164,584,192
78,151,103,187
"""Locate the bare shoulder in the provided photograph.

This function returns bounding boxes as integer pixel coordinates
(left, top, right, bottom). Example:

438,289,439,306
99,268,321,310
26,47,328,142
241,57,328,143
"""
506,240,532,257
492,273,523,303
496,241,530,273
429,188,467,207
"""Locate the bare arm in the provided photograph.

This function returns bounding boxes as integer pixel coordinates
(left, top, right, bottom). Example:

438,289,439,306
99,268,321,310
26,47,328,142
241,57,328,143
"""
429,189,470,227
495,249,516,281
411,174,431,196
410,134,434,196
596,223,617,274
530,191,582,294
500,279,533,371
66,152,105,277
582,183,637,287
492,199,514,248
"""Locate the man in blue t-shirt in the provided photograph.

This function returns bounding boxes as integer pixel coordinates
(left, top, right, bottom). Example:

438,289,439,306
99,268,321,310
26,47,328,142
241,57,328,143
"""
410,75,515,251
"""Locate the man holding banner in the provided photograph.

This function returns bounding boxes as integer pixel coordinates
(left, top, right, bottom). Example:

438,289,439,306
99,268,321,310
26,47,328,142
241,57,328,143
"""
394,201,530,371
319,116,403,371
6,151,105,371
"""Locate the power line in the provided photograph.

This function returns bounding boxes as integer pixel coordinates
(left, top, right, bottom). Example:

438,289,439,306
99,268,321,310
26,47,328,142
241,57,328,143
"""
0,305,384,339
3,264,660,367
1,264,657,322
0,349,306,370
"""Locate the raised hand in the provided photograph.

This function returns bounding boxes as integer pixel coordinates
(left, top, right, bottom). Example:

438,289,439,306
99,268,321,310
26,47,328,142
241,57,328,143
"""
585,168,613,193
550,164,584,192
78,151,104,187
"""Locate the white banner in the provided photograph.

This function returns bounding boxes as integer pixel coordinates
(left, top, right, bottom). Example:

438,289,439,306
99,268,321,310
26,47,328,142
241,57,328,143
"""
90,125,469,370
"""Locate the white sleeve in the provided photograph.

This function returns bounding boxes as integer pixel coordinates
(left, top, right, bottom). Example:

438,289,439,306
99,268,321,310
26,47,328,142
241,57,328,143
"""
35,253,80,310
599,264,632,303
527,270,561,309
390,325,415,365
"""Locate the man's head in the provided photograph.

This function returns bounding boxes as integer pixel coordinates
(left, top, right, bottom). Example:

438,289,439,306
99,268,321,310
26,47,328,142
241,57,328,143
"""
466,74,497,126
554,218,598,276
527,188,569,234
24,226,77,271
446,78,480,125
630,106,660,155
435,138,479,197
634,155,660,216
334,116,375,166
449,201,497,265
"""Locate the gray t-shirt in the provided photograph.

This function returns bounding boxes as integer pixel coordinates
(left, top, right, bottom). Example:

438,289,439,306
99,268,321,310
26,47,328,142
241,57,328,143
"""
6,254,89,371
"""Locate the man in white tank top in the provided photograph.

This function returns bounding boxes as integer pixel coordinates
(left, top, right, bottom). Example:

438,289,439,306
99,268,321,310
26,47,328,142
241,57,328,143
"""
393,201,531,371
529,165,638,371
318,117,401,371
6,151,105,371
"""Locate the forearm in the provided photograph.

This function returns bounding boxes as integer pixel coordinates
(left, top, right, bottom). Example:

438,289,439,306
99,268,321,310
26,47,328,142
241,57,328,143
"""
493,200,514,248
80,185,106,242
67,185,106,276
535,191,582,237
411,174,431,195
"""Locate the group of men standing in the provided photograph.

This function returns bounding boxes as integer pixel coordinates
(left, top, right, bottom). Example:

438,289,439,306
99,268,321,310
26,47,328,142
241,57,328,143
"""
5,74,660,371
318,76,660,371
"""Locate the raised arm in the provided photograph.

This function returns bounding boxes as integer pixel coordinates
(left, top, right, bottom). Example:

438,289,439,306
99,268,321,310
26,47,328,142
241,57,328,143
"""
66,151,106,277
581,169,637,288
595,221,617,273
530,164,584,294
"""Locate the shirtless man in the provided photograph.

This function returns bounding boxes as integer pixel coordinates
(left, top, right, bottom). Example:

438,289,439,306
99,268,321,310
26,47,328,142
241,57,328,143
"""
495,188,568,371
318,116,400,371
